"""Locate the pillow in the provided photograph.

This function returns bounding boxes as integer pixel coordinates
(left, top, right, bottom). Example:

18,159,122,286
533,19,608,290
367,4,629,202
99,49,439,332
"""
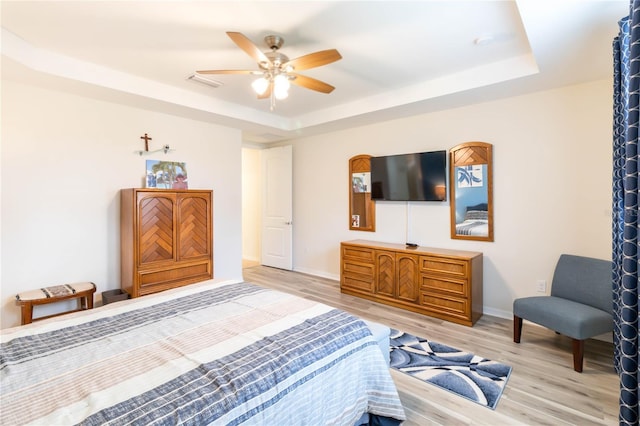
465,210,488,221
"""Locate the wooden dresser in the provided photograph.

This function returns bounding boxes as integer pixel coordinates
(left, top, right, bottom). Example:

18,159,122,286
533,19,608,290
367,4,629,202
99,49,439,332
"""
340,240,483,326
121,189,213,297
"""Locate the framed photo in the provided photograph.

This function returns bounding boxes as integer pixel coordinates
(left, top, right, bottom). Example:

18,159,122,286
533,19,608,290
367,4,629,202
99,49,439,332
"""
352,172,371,193
457,165,484,188
146,160,188,189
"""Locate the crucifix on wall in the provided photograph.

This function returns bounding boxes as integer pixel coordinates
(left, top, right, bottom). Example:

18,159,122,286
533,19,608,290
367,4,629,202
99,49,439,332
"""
134,133,172,156
140,133,152,152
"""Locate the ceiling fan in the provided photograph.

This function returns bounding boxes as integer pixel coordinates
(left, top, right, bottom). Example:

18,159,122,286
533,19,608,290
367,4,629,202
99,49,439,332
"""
197,32,342,110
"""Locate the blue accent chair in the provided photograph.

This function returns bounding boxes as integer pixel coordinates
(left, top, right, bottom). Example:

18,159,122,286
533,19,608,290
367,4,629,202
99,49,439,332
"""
513,254,612,372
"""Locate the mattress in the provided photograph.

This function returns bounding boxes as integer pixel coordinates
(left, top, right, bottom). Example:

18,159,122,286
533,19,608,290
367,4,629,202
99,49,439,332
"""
1,279,405,425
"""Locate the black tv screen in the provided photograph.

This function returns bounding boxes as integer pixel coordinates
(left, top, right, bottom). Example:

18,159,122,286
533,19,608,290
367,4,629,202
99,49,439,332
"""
370,150,447,201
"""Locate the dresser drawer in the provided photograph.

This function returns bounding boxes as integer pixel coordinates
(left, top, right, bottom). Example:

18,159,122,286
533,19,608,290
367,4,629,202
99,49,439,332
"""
420,275,468,298
343,261,374,278
420,256,468,278
342,261,375,292
420,291,470,320
138,261,212,295
342,245,375,264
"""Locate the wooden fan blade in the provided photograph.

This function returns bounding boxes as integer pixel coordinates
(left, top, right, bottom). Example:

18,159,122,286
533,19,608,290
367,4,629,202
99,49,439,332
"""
290,73,335,93
257,82,273,99
226,31,271,66
196,70,256,75
284,49,342,71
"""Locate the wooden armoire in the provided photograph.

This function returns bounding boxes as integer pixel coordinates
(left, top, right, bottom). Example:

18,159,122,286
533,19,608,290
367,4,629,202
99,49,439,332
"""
120,188,213,297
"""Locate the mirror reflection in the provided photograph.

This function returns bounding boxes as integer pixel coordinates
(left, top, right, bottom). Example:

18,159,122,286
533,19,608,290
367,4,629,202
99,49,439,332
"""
349,155,375,232
449,142,493,241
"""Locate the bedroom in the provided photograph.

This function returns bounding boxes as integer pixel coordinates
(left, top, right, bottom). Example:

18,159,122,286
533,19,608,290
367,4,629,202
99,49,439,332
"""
0,1,633,425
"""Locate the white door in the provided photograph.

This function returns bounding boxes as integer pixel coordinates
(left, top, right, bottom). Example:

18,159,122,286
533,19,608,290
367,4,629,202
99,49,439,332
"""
261,145,293,270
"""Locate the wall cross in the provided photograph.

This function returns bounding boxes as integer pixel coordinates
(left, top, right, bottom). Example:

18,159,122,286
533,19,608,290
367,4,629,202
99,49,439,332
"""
140,133,152,151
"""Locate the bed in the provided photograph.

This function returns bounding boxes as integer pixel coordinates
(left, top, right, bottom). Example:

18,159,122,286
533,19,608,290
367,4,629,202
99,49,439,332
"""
455,204,489,236
0,279,405,425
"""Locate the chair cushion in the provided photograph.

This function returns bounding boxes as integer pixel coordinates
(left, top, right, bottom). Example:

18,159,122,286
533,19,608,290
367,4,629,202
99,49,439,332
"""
551,254,612,314
513,296,612,340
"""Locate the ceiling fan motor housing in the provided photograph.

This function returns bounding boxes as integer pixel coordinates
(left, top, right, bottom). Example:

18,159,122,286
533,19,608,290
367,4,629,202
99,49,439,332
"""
264,35,284,50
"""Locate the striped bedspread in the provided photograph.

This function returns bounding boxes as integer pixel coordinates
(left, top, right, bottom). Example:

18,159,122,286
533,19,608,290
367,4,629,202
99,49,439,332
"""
0,279,405,425
455,219,488,236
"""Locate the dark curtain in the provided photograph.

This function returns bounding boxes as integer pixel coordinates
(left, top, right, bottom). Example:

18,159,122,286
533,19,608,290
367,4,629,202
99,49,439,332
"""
613,2,640,425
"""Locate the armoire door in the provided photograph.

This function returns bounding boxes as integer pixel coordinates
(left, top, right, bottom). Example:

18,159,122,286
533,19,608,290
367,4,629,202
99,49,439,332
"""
177,193,211,260
138,192,176,266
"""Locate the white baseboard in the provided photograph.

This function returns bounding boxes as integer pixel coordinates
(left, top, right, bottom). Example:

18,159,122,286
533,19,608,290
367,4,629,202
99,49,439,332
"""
292,266,340,282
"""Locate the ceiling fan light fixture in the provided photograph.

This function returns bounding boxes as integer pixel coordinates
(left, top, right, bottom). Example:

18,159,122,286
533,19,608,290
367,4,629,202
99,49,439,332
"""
274,87,289,100
198,31,341,111
274,74,290,100
251,77,270,95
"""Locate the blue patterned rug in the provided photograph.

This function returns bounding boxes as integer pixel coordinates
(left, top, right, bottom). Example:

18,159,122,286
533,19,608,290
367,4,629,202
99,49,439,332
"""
389,329,512,410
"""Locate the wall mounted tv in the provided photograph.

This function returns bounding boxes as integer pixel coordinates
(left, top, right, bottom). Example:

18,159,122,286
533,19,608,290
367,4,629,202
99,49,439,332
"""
370,150,447,201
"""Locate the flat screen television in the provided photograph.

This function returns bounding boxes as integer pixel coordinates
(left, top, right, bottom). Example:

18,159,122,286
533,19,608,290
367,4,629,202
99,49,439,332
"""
370,150,447,201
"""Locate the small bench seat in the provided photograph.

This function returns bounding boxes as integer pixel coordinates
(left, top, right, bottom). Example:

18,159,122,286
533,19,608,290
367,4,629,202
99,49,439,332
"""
16,282,96,325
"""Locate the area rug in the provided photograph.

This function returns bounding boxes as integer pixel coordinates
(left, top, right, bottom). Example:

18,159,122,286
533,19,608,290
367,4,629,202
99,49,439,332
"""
389,329,512,410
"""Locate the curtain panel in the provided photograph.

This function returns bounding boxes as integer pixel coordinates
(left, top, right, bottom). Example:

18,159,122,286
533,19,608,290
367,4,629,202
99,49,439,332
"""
613,2,640,425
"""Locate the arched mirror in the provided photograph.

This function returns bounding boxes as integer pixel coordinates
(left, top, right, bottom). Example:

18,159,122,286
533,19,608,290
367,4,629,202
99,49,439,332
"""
349,154,375,231
449,142,493,241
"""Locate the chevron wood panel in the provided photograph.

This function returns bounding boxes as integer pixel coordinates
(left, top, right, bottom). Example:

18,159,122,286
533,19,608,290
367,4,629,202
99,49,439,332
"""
453,146,489,166
139,197,174,263
397,255,418,302
351,157,371,173
178,197,209,258
376,252,395,296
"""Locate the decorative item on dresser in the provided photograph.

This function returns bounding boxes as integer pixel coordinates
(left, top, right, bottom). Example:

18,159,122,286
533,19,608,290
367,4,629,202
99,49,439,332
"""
340,240,483,326
120,188,213,297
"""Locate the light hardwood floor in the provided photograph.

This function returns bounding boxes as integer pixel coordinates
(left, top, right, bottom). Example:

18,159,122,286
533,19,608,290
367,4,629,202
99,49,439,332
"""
242,265,619,426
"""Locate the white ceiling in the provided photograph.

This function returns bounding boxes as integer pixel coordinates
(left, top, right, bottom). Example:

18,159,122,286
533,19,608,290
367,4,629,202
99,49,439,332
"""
0,1,628,144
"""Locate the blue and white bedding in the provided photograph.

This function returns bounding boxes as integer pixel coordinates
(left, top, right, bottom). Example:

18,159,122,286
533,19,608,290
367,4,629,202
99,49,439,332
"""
456,208,489,236
455,219,488,236
0,279,405,425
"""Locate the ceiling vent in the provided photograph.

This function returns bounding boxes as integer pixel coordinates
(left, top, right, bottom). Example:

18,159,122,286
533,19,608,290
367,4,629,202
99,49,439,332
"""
186,73,223,88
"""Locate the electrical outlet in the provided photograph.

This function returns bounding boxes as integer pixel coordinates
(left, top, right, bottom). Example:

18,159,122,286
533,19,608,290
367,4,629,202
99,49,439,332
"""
536,279,547,293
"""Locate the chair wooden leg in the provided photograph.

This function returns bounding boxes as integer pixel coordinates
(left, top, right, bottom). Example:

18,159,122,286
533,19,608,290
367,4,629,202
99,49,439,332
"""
572,339,584,372
513,315,523,343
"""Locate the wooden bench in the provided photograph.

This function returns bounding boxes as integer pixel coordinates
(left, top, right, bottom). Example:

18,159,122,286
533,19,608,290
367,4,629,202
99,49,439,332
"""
15,282,96,325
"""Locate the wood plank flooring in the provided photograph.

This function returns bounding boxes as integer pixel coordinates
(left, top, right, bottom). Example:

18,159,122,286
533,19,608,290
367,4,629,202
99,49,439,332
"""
242,265,619,426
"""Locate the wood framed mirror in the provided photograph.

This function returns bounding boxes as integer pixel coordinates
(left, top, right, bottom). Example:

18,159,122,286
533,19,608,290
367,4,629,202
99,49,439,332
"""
449,142,493,241
349,154,375,231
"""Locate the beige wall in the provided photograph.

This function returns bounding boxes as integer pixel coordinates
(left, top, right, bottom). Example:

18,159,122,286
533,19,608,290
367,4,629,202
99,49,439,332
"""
287,79,613,318
242,147,261,262
1,80,244,328
1,77,613,327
